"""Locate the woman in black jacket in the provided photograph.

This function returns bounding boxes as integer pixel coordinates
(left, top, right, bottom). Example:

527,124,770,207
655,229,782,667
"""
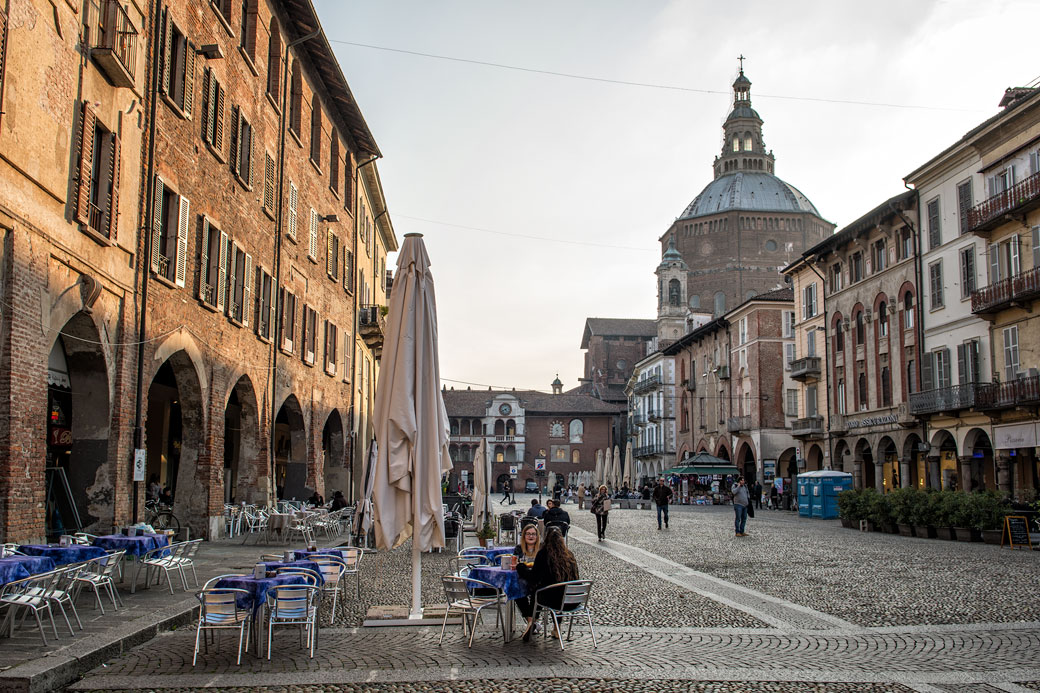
591,485,610,541
516,527,578,641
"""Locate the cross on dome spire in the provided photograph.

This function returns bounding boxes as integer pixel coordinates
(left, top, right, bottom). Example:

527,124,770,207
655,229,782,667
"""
738,54,745,73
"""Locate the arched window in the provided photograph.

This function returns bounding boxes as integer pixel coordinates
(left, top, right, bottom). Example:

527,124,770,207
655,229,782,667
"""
881,366,892,406
266,20,282,103
494,419,504,436
288,60,302,135
732,135,740,152
834,315,845,352
855,310,865,345
505,419,516,435
903,292,914,329
239,0,257,62
858,372,867,410
689,294,700,310
668,279,681,306
450,419,459,436
714,291,726,317
494,445,505,463
310,94,322,165
569,419,583,443
744,133,752,151
878,301,888,337
571,449,580,464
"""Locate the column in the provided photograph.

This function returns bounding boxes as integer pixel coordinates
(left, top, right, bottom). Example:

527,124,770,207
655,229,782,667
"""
957,455,974,492
853,459,863,490
874,463,885,493
996,452,1012,494
927,456,940,490
899,457,911,488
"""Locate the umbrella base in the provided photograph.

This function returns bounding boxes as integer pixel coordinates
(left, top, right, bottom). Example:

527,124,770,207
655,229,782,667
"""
363,604,457,627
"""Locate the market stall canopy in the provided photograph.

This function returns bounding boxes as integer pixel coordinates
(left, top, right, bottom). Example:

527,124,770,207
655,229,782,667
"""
664,451,738,476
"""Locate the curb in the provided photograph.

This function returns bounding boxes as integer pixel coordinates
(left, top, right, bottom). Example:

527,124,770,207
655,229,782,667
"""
0,598,199,693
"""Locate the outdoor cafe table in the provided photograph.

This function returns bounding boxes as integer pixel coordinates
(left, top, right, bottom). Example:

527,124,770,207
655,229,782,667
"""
92,533,169,557
18,544,106,566
470,546,514,564
259,560,325,584
0,555,56,586
467,565,528,643
296,548,353,561
213,572,311,654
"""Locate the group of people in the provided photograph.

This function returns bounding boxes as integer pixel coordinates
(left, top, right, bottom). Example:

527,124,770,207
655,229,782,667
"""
512,523,579,641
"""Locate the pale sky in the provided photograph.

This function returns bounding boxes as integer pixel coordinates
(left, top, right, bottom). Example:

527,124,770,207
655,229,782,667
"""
314,0,1040,393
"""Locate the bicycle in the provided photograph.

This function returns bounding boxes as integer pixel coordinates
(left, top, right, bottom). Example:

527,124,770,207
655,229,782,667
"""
144,499,180,534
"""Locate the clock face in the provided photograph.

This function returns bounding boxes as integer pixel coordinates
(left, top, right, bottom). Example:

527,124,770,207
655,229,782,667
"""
499,403,512,415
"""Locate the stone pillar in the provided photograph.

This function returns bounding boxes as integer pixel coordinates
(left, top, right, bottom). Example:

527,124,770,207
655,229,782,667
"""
996,452,1012,494
874,463,885,493
899,457,911,488
927,456,941,490
957,455,974,492
853,459,863,490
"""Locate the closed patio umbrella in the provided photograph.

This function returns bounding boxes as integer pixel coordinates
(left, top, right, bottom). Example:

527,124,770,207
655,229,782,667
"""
353,440,379,543
623,441,635,490
612,444,622,489
471,438,490,532
604,447,614,489
371,234,453,618
594,450,603,487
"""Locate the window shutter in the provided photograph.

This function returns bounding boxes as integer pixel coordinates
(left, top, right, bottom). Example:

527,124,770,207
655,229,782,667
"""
1032,152,1039,175
151,176,164,273
279,288,287,349
327,229,334,276
957,343,967,385
216,230,228,312
1010,165,1017,185
175,196,190,286
0,7,8,129
75,103,97,225
107,132,121,241
264,153,275,210
229,105,239,177
201,69,211,142
287,182,297,240
941,348,952,387
1010,237,1020,275
242,253,252,327
989,243,999,282
214,83,225,152
309,209,318,258
182,41,196,118
160,11,172,95
198,217,210,301
921,351,933,391
268,278,277,342
246,120,254,186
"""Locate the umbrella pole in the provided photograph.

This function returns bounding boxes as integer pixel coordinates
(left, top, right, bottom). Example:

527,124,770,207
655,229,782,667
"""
410,463,422,619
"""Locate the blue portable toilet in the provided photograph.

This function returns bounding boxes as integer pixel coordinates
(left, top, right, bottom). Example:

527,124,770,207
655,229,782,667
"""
797,470,854,519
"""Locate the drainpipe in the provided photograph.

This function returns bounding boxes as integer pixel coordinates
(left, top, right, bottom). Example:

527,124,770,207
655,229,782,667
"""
131,0,165,523
806,256,831,471
269,28,321,504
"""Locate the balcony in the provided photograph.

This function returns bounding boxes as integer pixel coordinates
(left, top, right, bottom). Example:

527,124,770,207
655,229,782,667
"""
789,356,822,382
971,266,1040,317
493,435,521,443
632,413,648,427
647,408,661,422
791,416,824,438
359,304,386,355
909,383,984,416
716,365,730,380
967,170,1040,234
632,374,661,395
91,0,138,88
634,443,673,458
727,415,751,433
977,374,1040,411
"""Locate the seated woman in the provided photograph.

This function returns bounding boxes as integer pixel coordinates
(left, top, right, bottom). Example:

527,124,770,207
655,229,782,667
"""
516,526,578,641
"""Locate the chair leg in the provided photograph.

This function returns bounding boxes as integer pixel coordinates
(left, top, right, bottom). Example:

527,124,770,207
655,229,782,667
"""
587,612,597,647
33,609,48,647
236,624,245,665
54,601,75,637
193,623,202,666
438,608,451,645
66,598,83,630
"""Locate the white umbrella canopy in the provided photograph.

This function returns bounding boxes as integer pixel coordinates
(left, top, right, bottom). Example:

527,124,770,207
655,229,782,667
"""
371,234,453,617
623,441,635,489
603,447,613,489
612,445,622,488
594,450,603,487
471,438,491,531
353,440,379,543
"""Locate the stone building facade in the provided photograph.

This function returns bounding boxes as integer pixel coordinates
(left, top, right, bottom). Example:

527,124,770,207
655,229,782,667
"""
577,317,656,406
0,0,392,542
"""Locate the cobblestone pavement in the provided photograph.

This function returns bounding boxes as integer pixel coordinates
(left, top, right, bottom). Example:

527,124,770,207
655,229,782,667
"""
67,497,1040,692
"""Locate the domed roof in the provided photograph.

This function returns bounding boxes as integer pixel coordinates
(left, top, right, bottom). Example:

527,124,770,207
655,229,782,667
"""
725,106,761,123
679,171,821,220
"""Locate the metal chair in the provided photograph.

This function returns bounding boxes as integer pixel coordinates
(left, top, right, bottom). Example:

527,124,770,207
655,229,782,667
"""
438,575,504,647
171,538,202,589
310,556,346,623
339,547,363,598
497,513,517,545
134,541,184,594
23,565,81,636
193,587,252,665
73,550,125,614
545,521,570,545
0,571,60,645
265,584,321,659
451,552,485,577
534,580,596,651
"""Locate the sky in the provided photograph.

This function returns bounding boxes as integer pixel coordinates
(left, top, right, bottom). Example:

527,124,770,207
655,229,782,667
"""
313,0,1040,393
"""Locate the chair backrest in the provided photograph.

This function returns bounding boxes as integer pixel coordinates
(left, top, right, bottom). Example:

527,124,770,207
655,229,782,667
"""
313,559,344,583
181,539,202,559
268,584,318,617
98,550,125,577
557,580,593,611
441,575,472,604
545,521,569,534
200,587,248,620
259,554,282,562
499,514,515,530
341,548,361,570
275,568,320,585
201,574,249,590
2,570,56,600
458,547,485,558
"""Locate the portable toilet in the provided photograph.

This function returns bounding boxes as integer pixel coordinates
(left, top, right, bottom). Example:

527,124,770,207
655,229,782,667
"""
796,470,854,519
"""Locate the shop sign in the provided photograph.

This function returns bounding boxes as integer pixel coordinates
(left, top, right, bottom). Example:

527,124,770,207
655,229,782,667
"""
48,427,72,447
844,414,898,429
993,422,1038,450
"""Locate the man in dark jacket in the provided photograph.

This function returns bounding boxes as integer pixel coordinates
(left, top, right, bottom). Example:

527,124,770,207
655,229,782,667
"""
542,499,570,533
653,478,673,530
527,498,546,519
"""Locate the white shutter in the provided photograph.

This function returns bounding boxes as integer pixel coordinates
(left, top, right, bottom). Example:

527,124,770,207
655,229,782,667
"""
268,277,277,342
175,196,190,287
309,209,318,259
216,230,228,312
198,217,210,301
242,253,253,327
151,176,164,273
287,182,298,241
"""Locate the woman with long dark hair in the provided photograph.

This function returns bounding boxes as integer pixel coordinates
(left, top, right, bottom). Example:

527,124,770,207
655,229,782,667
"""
591,484,610,541
517,527,578,641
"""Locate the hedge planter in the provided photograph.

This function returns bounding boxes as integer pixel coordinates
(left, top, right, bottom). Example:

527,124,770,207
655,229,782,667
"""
840,518,854,529
897,524,916,537
882,522,899,534
981,529,1003,545
954,527,980,542
936,527,958,540
914,525,937,539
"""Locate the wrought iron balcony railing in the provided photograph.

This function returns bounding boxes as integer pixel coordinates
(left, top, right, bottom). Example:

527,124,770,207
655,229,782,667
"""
971,265,1040,315
632,374,662,395
967,170,1040,234
977,374,1040,410
727,415,751,433
92,0,138,87
908,383,984,415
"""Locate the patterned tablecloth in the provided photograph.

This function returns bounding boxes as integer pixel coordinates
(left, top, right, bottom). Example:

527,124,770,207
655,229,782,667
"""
0,555,57,585
92,533,170,557
260,560,325,585
296,548,354,561
468,566,527,601
18,544,107,566
471,546,515,564
213,573,309,612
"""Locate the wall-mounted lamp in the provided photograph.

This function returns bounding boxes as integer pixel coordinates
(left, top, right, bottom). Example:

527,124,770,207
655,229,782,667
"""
321,214,339,223
197,44,224,60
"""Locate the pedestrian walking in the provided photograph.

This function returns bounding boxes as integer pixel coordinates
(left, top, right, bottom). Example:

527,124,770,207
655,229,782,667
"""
732,476,750,536
753,480,763,510
653,478,673,530
591,484,610,541
769,483,779,510
502,479,512,504
577,483,586,510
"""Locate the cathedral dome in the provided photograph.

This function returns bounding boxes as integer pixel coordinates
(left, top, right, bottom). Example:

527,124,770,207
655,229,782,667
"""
678,171,821,220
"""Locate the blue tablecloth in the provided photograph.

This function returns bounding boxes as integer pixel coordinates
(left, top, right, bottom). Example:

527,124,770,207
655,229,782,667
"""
297,548,353,561
18,544,107,566
92,533,169,557
471,546,514,564
260,560,325,585
0,555,56,585
213,573,308,612
468,566,527,600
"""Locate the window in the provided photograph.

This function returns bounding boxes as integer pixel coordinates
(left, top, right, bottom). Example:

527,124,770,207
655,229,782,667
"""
880,367,891,407
783,310,795,337
1033,226,1040,269
668,278,681,306
957,339,980,384
571,449,580,464
836,379,846,415
198,217,226,309
872,239,887,273
857,372,867,410
288,60,302,136
934,348,952,388
211,0,232,24
786,389,798,417
568,419,583,443
310,95,322,167
159,13,194,117
239,0,257,62
903,293,914,329
324,320,337,375
957,180,973,235
150,176,188,286
301,305,317,364
714,291,725,316
330,134,340,195
806,328,816,357
906,360,916,395
806,385,818,418
698,397,705,424
280,288,297,352
230,106,253,185
830,263,843,293
834,320,844,352
855,310,865,345
263,153,275,213
784,342,796,369
344,249,354,294
225,242,251,325
1003,326,1020,381
266,20,281,104
929,261,944,309
75,103,120,240
898,227,913,260
960,246,976,298
738,317,748,345
326,230,339,280
256,268,274,340
200,69,226,156
850,252,863,283
308,208,319,260
878,302,888,337
988,166,1015,196
341,329,353,383
927,198,941,249
802,282,817,318
732,135,739,152
989,238,1021,282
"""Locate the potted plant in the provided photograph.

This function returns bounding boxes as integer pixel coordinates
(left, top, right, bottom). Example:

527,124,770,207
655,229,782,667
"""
837,488,863,529
911,489,939,539
951,492,982,542
977,490,1008,544
890,487,917,537
935,490,960,540
475,521,496,547
866,489,895,533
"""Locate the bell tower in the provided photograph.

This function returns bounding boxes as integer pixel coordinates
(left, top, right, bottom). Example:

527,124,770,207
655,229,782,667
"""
656,235,688,344
713,57,775,178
